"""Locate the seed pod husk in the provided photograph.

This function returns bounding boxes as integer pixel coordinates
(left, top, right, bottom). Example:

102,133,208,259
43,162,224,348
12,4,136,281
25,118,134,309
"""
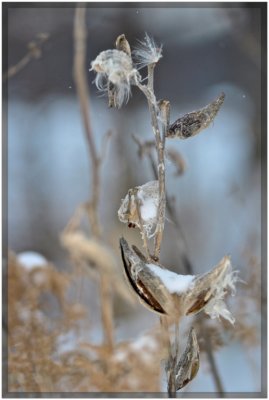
167,92,225,139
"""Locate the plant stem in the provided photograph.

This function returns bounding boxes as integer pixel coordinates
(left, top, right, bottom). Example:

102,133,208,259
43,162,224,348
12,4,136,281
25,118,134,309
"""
135,142,225,394
73,6,113,351
73,6,101,238
154,100,170,259
136,74,169,260
3,34,49,81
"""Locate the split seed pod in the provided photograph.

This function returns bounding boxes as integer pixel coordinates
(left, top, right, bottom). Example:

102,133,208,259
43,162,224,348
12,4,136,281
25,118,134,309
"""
120,237,174,314
175,327,200,390
167,92,225,139
119,237,238,324
118,181,159,237
108,34,132,108
115,34,131,56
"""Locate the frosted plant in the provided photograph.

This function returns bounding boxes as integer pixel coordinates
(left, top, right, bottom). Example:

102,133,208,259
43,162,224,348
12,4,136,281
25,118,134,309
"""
132,33,163,69
118,181,159,237
120,237,239,324
91,33,234,394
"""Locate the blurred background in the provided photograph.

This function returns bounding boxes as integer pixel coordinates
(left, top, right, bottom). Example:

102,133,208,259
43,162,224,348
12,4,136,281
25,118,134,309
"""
5,3,264,395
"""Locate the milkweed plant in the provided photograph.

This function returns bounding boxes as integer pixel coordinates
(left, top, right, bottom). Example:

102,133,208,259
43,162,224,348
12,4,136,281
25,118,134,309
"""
90,33,240,394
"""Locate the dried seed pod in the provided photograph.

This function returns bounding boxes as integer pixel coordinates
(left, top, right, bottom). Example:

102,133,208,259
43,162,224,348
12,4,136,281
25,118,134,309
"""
119,238,238,323
118,181,159,237
115,34,131,56
119,237,174,315
108,34,132,108
167,92,225,139
183,256,238,324
175,327,200,390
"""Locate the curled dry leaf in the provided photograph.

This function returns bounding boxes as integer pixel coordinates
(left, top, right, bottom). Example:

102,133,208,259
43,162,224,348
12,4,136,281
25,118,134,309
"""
119,237,239,323
175,327,200,390
118,181,159,237
167,92,225,139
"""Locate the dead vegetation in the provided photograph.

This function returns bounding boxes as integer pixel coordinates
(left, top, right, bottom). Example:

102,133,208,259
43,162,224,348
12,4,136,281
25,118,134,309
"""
6,5,261,396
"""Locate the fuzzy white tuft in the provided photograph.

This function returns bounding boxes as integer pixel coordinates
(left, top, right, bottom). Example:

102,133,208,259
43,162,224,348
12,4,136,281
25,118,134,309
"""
203,260,239,324
132,33,163,69
90,49,139,108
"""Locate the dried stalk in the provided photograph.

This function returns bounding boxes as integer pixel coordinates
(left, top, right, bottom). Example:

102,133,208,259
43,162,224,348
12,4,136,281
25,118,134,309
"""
136,82,169,260
137,62,180,397
74,6,101,238
73,6,113,351
133,138,225,394
3,33,49,81
154,100,170,259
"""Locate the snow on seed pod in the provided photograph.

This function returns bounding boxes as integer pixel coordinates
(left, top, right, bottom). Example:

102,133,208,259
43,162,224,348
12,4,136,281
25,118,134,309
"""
118,181,159,238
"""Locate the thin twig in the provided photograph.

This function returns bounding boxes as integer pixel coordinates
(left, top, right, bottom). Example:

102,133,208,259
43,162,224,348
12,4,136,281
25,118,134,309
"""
136,78,169,261
73,6,101,238
3,33,49,81
100,130,112,162
154,100,170,259
73,6,113,351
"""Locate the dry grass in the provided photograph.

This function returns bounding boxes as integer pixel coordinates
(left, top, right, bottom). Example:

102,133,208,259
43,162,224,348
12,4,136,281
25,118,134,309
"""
7,253,163,393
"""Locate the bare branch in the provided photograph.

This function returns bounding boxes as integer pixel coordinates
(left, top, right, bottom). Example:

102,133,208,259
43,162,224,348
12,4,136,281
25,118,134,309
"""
73,6,113,351
3,33,49,81
154,99,170,259
73,6,101,238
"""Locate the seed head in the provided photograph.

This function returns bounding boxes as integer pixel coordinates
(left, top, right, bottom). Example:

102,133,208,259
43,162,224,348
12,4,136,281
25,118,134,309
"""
133,33,163,69
90,49,139,108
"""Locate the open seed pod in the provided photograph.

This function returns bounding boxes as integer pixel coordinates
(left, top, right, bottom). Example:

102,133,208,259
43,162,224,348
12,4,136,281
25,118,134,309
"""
120,237,174,314
120,237,238,324
175,327,200,391
118,181,159,237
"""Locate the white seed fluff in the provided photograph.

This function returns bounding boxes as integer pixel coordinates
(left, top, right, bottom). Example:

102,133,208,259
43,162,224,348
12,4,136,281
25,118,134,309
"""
133,33,163,69
202,260,239,324
90,49,139,107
